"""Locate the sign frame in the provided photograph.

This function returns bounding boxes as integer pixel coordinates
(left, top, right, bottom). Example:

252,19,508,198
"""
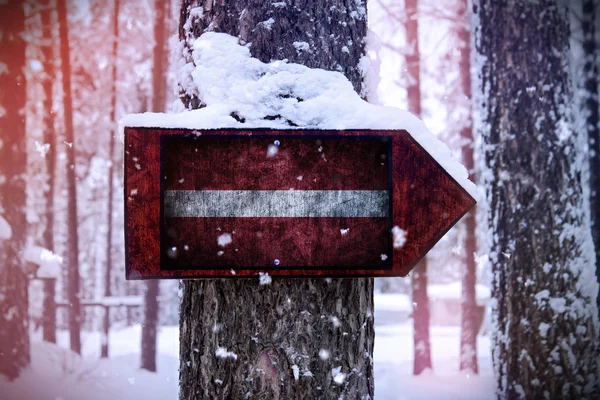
124,127,475,280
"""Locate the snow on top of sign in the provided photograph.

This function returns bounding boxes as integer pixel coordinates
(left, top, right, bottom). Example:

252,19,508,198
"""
121,32,476,197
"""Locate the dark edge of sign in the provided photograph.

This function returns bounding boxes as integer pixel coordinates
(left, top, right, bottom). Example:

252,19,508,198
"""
159,134,166,273
123,127,131,280
387,134,394,269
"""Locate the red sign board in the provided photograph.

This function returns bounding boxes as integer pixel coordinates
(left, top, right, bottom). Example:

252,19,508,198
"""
124,127,475,279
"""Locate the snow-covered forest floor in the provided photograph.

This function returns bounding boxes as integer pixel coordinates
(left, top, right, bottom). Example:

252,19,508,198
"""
0,294,494,400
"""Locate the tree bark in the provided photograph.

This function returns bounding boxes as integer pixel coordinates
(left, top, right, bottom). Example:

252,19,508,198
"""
40,0,58,345
0,0,30,380
177,1,374,398
582,0,600,322
474,0,600,397
404,0,432,376
57,0,81,355
141,0,170,373
456,0,478,374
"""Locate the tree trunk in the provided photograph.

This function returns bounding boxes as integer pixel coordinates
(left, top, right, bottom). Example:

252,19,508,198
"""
404,0,432,375
411,260,432,375
40,0,58,345
177,1,374,398
474,0,600,397
582,0,600,321
57,0,81,355
456,0,478,374
0,0,30,380
141,0,169,372
141,280,159,372
101,0,120,360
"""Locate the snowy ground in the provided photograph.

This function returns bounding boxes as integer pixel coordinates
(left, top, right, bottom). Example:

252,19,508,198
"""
1,294,495,400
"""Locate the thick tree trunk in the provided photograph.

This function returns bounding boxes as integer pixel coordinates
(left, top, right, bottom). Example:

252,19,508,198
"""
474,0,600,397
40,0,58,345
456,0,478,374
101,0,120,360
582,0,600,320
404,0,432,375
141,0,169,372
0,0,30,380
177,1,374,398
57,0,81,355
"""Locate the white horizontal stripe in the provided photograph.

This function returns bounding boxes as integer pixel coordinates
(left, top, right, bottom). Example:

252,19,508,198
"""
164,190,389,218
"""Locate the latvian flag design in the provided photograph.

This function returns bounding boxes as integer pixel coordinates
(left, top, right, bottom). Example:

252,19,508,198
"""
160,135,393,271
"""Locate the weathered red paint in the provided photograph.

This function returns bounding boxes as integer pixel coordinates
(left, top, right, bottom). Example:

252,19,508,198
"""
162,217,390,269
124,127,475,279
163,136,390,190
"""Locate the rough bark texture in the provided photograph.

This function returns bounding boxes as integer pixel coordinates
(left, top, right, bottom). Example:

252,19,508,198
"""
404,0,432,376
0,0,30,380
474,0,600,398
177,1,374,399
141,0,169,373
457,0,478,374
582,0,600,320
40,0,58,345
57,0,82,355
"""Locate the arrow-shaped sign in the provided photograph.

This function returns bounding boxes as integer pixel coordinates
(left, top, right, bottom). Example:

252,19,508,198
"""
124,128,475,279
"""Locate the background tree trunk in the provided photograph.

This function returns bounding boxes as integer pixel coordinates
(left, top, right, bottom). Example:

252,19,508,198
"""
40,0,58,345
457,0,478,374
177,1,374,398
57,0,81,355
101,0,120,360
474,0,600,397
141,0,170,373
582,0,600,320
0,0,30,380
410,260,432,375
404,0,432,376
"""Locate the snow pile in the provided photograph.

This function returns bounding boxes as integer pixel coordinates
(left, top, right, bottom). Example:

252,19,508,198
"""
0,215,12,239
121,32,475,197
1,300,494,400
24,244,62,278
0,338,179,400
